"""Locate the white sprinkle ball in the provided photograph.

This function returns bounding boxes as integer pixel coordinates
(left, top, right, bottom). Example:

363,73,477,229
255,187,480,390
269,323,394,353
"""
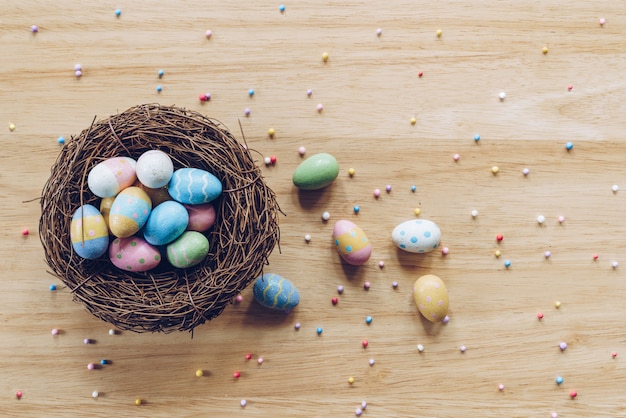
537,215,546,224
376,28,382,36
544,251,551,258
499,92,506,100
322,211,331,221
108,329,116,335
460,345,466,353
92,391,99,398
612,261,619,269
304,234,311,242
240,399,247,407
74,63,82,71
522,168,530,175
558,216,565,223
612,184,619,192
361,401,367,410
264,156,271,165
417,344,424,352
471,210,478,218
369,358,375,366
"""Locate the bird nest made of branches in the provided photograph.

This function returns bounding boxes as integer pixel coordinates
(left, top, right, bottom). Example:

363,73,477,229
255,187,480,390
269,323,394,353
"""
39,104,281,333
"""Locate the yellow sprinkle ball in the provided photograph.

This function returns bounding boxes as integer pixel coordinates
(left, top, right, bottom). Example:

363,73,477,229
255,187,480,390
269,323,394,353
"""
410,117,417,125
414,208,421,216
348,168,356,177
495,250,501,257
8,123,16,131
268,128,275,137
322,52,329,62
348,376,355,384
542,46,549,54
555,301,561,309
436,29,443,37
491,166,499,174
196,369,204,377
135,398,142,406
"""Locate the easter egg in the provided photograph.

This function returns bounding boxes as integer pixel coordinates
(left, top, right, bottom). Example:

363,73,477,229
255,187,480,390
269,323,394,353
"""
87,157,137,198
143,201,189,245
70,204,109,260
391,219,441,253
99,197,115,229
292,153,339,190
108,187,152,238
134,180,172,207
168,168,222,205
413,274,449,322
253,273,300,311
135,150,174,188
166,231,210,268
184,203,216,232
109,236,161,272
332,220,371,265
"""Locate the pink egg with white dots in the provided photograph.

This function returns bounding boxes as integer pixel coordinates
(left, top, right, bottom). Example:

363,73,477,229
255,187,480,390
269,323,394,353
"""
413,274,449,322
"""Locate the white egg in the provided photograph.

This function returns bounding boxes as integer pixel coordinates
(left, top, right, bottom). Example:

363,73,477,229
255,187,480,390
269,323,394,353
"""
391,219,441,253
136,150,174,188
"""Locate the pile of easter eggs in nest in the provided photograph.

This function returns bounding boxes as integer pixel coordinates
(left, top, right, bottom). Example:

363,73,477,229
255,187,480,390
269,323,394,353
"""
70,150,221,272
252,152,449,323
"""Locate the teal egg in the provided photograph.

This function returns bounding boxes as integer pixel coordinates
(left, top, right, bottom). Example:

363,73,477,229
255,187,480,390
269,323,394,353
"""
168,168,222,205
143,201,189,245
253,273,300,311
292,153,339,190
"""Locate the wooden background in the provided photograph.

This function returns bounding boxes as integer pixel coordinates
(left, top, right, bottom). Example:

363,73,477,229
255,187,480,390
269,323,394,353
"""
2,1,626,417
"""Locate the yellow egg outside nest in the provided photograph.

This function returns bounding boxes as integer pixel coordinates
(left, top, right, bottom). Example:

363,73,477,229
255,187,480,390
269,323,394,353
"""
413,274,449,322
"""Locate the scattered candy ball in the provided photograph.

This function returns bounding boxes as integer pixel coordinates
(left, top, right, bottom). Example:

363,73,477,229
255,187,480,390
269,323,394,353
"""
612,261,619,269
491,166,499,174
337,285,344,294
348,376,355,384
386,184,392,192
51,328,59,335
373,188,381,198
436,29,443,37
348,168,356,176
87,363,96,370
542,46,548,54
555,301,561,308
453,153,460,161
496,234,504,242
504,260,511,268
158,69,164,78
108,329,117,335
295,322,301,330
248,88,255,97
418,71,423,77
443,315,450,323
16,391,22,399
537,215,546,224
499,92,506,100
304,234,311,242
362,339,368,348
411,185,417,192
544,251,551,258
31,25,38,33
135,398,142,406
612,184,619,193
612,351,617,358
556,376,564,385
495,250,501,257
376,28,382,36
115,8,121,16
569,390,577,399
205,30,212,38
565,141,574,150
498,384,505,391
378,261,384,268
558,216,565,223
316,327,323,335
57,136,65,145
253,273,300,311
392,219,441,253
244,108,250,116
413,274,449,322
369,358,375,366
322,211,331,221
522,168,530,175
306,89,312,97
333,220,372,265
292,153,339,190
365,316,372,324
235,295,243,303
279,4,285,12
441,247,449,255
460,345,466,353
559,342,568,351
322,52,329,62
568,84,573,91
316,103,324,112
268,128,275,137
240,399,247,407
537,312,544,320
417,344,424,352
264,156,271,165
471,210,478,218
21,228,29,236
410,117,417,125
474,134,481,142
196,369,204,377
92,391,99,398
298,146,306,155
353,205,360,214
49,284,56,291
332,297,338,305
599,17,606,26
363,281,371,290
392,281,398,288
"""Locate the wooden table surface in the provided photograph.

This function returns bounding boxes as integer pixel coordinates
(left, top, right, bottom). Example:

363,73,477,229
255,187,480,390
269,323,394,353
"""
2,1,626,417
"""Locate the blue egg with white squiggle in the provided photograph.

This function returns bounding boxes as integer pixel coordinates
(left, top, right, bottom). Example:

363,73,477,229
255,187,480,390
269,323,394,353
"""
167,168,222,205
253,273,300,311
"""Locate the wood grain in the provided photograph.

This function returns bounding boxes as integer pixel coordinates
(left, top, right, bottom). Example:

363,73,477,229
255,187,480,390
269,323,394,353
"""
2,1,626,416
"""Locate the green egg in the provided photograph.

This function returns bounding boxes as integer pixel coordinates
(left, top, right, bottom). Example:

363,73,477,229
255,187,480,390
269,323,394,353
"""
292,153,339,190
166,231,209,268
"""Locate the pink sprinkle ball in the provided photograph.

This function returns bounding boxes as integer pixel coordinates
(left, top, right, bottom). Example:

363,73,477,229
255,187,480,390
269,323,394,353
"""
376,28,382,36
75,70,82,78
306,89,312,97
31,25,39,33
87,363,96,370
599,17,606,26
369,358,375,366
245,353,252,360
16,391,23,399
298,146,306,155
559,342,568,351
378,261,384,268
544,251,551,258
363,281,371,290
373,189,381,198
21,228,29,236
240,399,247,407
498,384,504,391
337,285,344,294
244,108,250,116
257,357,264,364
205,30,212,38
51,328,59,336
355,408,363,417
392,281,398,289
316,103,324,112
441,247,449,255
294,322,301,330
612,351,618,358
74,63,82,71
84,338,93,344
460,345,466,353
551,413,558,418
386,184,392,192
558,216,565,223
235,294,243,303
453,154,460,161
537,312,544,320
233,371,241,379
567,84,573,91
362,339,368,348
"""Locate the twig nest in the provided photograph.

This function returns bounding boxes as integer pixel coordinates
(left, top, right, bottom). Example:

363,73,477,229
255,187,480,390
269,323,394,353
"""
40,104,281,333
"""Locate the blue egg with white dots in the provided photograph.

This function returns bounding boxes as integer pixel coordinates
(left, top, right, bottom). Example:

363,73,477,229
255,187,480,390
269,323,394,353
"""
391,219,441,254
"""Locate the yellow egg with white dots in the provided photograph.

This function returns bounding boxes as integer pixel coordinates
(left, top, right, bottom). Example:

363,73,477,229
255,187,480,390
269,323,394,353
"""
413,274,449,322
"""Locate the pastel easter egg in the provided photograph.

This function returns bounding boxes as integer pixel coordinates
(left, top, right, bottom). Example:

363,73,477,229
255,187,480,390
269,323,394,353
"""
87,157,137,198
99,197,115,229
135,150,174,189
109,236,161,272
108,187,152,238
70,204,109,259
292,153,339,190
168,168,222,205
184,203,216,232
253,273,300,311
413,274,449,322
391,219,441,253
134,179,172,207
143,201,189,245
332,220,371,265
166,231,210,268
